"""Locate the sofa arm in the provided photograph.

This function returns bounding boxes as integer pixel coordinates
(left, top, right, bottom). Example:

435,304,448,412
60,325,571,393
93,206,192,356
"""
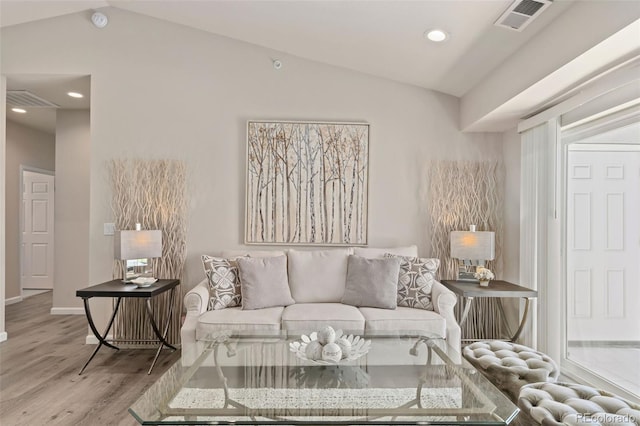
181,314,202,366
181,279,209,366
184,279,209,316
432,280,461,353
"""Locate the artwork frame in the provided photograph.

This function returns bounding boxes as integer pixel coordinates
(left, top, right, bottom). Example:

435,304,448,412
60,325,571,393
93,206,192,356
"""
245,120,369,246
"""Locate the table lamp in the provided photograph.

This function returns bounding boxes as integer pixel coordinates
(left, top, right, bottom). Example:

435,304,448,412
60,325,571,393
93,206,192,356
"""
450,225,495,282
115,223,162,283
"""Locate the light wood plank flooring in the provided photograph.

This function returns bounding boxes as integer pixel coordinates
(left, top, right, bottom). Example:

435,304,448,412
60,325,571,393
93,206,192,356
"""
0,291,180,425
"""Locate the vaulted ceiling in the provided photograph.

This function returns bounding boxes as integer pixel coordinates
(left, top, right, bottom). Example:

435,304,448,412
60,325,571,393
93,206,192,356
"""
0,0,576,97
2,1,639,133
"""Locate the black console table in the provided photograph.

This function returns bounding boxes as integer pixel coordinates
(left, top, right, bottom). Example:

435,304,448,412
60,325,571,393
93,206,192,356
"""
76,279,180,375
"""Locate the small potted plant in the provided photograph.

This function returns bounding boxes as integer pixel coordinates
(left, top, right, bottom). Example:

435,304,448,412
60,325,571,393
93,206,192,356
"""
474,267,495,287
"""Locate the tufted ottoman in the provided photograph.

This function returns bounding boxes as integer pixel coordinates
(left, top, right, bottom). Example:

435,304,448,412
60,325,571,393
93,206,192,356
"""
518,382,640,425
463,340,560,402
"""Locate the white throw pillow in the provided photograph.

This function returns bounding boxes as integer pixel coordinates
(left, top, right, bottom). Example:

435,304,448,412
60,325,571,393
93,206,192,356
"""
353,245,418,259
287,248,352,303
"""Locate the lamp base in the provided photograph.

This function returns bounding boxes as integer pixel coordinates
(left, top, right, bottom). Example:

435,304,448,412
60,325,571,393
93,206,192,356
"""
122,259,153,284
456,261,484,282
456,270,479,282
121,274,140,284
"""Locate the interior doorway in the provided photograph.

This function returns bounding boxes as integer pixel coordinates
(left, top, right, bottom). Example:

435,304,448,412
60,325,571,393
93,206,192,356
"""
4,74,89,316
20,168,55,292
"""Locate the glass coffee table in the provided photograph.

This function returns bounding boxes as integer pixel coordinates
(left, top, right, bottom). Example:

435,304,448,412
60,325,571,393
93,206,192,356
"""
130,330,519,425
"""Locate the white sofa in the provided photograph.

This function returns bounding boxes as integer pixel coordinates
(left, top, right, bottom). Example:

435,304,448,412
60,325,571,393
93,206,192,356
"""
181,246,461,365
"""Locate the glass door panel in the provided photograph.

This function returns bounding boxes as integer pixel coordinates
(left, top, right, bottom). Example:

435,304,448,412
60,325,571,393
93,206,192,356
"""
566,146,640,398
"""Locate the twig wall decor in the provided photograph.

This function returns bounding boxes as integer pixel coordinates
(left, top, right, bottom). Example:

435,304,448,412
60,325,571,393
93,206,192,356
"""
246,121,369,245
109,159,187,346
428,160,504,339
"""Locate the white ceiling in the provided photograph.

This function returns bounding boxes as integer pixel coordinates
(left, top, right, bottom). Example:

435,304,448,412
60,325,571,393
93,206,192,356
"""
106,0,576,97
2,0,637,134
1,0,576,97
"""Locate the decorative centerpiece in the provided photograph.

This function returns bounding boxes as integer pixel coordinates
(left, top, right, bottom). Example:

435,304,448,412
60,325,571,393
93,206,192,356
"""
474,267,495,287
289,326,371,365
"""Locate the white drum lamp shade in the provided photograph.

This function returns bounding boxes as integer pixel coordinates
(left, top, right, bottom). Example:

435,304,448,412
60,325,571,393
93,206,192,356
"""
450,231,495,261
450,230,495,282
115,230,162,260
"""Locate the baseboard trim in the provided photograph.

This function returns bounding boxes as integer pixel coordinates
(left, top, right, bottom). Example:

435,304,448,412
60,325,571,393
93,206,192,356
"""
86,334,113,345
50,307,85,315
568,340,640,348
0,332,7,343
5,296,22,305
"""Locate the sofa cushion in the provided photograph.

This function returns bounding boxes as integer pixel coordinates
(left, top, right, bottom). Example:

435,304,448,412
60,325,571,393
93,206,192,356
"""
195,306,284,340
353,245,418,259
222,249,286,258
341,255,401,309
237,256,295,310
201,256,242,310
282,303,365,333
287,249,351,303
385,255,439,311
358,307,446,337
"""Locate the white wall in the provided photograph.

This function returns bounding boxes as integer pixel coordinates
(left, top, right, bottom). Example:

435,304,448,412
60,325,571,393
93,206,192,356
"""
4,121,56,301
53,110,90,313
1,8,504,329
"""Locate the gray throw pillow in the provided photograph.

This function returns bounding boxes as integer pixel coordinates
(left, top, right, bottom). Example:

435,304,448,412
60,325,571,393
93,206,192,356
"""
237,255,295,310
341,255,401,309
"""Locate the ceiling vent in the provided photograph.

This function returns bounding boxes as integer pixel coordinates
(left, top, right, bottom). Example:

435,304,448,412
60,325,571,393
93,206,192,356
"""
494,0,552,32
6,90,59,108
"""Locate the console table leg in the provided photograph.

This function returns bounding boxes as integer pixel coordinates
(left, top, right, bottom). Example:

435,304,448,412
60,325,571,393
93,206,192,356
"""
79,297,122,375
146,288,177,374
511,297,533,342
459,296,474,326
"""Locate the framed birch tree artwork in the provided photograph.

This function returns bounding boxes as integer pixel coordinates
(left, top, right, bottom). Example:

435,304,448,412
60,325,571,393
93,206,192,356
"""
246,121,369,245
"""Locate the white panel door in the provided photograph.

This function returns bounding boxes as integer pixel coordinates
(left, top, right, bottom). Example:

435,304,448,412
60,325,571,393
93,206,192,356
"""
567,148,640,341
22,170,55,290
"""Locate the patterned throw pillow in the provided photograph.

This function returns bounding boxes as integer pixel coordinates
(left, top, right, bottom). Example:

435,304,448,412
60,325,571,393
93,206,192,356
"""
202,255,242,310
384,254,439,311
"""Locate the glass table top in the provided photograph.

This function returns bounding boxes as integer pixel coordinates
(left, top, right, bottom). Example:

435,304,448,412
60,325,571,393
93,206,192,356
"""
130,330,519,425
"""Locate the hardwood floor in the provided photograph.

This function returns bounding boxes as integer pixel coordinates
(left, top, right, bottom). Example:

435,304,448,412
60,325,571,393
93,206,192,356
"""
0,291,180,425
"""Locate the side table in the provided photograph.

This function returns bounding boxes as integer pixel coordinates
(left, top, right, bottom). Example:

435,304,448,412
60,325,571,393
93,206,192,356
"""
440,280,537,342
76,278,180,375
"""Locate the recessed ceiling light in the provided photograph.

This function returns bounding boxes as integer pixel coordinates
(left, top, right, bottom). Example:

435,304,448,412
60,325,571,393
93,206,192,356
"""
67,92,84,98
11,108,27,113
425,29,449,42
